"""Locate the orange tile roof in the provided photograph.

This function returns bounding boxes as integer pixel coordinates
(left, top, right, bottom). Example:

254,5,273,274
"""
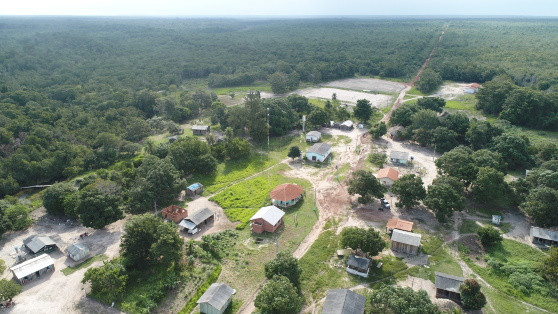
386,218,414,232
377,168,399,182
270,183,303,202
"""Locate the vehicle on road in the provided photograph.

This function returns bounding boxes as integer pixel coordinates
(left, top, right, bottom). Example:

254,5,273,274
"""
380,198,390,210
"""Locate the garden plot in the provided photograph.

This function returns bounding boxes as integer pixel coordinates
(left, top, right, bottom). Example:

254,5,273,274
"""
323,78,406,94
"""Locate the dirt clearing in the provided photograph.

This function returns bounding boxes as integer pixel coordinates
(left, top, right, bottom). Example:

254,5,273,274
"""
261,87,394,107
323,78,406,94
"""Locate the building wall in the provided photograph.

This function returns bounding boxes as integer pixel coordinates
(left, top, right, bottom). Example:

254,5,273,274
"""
251,218,283,234
390,158,407,165
306,135,320,142
391,241,419,255
200,302,223,314
306,151,330,162
272,195,302,207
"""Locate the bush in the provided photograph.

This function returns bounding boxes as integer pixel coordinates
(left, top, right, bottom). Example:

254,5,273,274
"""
460,279,486,310
369,152,387,167
254,275,302,314
178,265,222,314
477,226,502,248
264,251,302,288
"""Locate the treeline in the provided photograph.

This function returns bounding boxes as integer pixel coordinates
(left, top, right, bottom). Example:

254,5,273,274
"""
390,97,558,225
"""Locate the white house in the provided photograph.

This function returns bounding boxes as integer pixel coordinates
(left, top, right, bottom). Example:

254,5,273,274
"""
305,131,321,142
66,243,89,262
306,143,332,162
197,282,236,314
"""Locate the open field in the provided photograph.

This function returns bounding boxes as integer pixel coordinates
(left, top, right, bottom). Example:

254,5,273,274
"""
323,78,406,94
261,87,394,107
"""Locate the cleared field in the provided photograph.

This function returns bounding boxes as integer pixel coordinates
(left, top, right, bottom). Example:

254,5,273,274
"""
262,87,394,107
323,78,406,94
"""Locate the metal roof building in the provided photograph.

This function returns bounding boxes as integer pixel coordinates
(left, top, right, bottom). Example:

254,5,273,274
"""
180,208,215,231
322,289,365,314
530,226,558,246
66,243,90,262
24,236,57,254
391,229,421,255
197,282,236,314
307,143,332,156
250,206,285,226
389,151,409,161
435,272,465,302
346,255,370,278
11,254,54,283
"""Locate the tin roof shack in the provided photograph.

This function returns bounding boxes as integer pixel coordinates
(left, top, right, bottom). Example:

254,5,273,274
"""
385,218,414,234
66,243,90,262
179,208,215,233
391,229,421,255
340,120,354,131
11,254,55,284
192,125,210,135
306,143,332,163
435,272,465,303
162,205,189,223
376,168,399,186
186,182,204,197
346,255,370,278
250,205,285,234
306,131,322,142
530,226,558,247
464,83,481,94
322,289,366,314
270,183,303,208
24,236,57,254
389,151,409,165
197,283,236,314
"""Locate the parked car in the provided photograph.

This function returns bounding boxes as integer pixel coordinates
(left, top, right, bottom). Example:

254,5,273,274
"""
187,227,200,235
380,198,390,210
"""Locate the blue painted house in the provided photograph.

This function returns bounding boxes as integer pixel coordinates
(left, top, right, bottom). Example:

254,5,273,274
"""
306,143,332,162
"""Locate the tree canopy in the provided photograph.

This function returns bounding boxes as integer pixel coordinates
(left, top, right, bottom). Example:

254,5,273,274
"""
390,174,426,209
264,251,302,288
254,275,303,314
340,227,385,256
347,170,387,204
368,285,440,314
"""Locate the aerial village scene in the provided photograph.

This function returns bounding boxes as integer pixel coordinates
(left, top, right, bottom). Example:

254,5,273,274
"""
1,13,558,314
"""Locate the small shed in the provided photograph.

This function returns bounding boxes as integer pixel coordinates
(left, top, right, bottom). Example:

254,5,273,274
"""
24,236,57,254
306,143,332,162
197,282,236,314
385,218,414,234
492,215,501,226
391,229,421,255
270,183,303,208
250,205,285,234
322,289,366,314
306,131,322,142
530,226,558,247
186,183,204,197
10,254,55,284
162,205,189,223
346,255,370,278
340,120,354,131
66,243,90,262
376,168,400,186
192,125,210,135
435,272,465,303
389,151,409,165
179,208,214,233
464,83,481,94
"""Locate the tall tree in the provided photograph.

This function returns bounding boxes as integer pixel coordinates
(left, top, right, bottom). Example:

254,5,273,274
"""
168,137,217,175
424,180,465,222
340,227,385,256
254,275,302,314
0,279,22,303
416,69,442,94
354,99,375,122
435,146,478,184
390,174,426,209
347,170,387,204
491,133,534,170
82,259,128,305
43,182,77,216
264,252,302,288
417,97,445,112
369,285,440,314
460,279,487,310
77,180,124,229
472,167,509,205
288,146,301,160
521,186,558,227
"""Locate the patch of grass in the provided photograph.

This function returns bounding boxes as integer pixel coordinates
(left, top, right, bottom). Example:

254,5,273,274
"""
61,254,109,276
483,286,545,314
419,236,463,281
459,219,481,234
178,265,222,314
464,239,556,312
407,87,426,96
334,163,351,182
366,255,409,287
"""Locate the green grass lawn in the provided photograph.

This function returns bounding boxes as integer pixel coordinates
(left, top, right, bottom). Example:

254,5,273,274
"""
209,164,313,228
334,163,351,182
483,286,546,314
407,87,426,96
459,219,481,234
409,235,462,282
464,239,556,313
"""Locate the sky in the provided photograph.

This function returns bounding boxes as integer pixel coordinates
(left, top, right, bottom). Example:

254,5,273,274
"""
2,0,558,17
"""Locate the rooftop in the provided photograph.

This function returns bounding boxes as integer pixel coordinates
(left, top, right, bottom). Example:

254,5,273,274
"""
386,218,414,232
323,289,366,314
341,120,354,127
197,283,236,311
270,183,303,202
391,229,421,247
11,254,54,280
307,142,332,156
377,168,400,182
250,205,285,226
192,125,209,131
187,182,203,191
185,208,214,226
347,255,370,270
25,236,56,254
530,226,558,242
435,272,465,293
306,131,321,137
390,150,409,160
66,243,89,256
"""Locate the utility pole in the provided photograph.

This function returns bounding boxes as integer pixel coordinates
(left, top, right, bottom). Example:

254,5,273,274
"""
302,115,306,133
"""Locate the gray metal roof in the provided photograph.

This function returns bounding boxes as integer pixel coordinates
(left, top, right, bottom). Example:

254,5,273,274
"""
25,236,56,254
197,283,236,311
307,143,332,156
390,150,409,160
11,254,54,280
347,255,370,270
66,243,89,256
530,226,558,242
307,131,321,137
323,289,365,314
391,229,421,247
435,272,465,292
192,125,209,131
342,120,354,127
250,205,285,225
185,208,214,226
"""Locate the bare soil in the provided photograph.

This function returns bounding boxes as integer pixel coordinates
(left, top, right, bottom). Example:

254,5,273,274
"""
322,78,406,94
177,196,237,240
261,87,394,107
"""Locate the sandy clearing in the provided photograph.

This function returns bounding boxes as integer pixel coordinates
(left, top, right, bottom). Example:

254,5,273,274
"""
1,209,125,314
177,196,237,240
431,82,470,100
322,78,406,94
261,87,394,107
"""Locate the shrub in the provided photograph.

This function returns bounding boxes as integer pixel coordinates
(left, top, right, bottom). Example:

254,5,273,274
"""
178,265,222,314
459,279,486,310
368,152,387,167
477,226,502,248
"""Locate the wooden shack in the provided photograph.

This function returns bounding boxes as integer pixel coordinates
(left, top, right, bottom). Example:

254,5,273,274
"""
435,272,465,303
197,282,236,314
391,229,421,255
346,255,370,278
323,289,365,314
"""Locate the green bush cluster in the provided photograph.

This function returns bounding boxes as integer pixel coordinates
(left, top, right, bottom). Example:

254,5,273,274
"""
178,265,222,314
